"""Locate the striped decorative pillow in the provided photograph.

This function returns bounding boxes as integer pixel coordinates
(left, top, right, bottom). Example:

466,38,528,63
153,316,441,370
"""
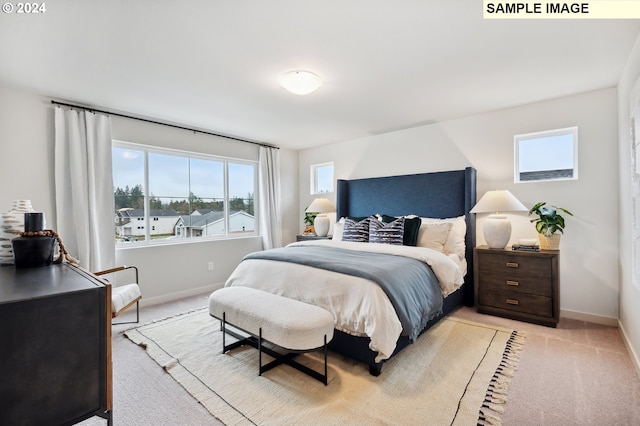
342,217,371,242
369,216,405,245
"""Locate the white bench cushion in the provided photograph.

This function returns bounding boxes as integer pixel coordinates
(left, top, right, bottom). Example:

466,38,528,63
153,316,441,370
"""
209,287,334,351
111,283,141,314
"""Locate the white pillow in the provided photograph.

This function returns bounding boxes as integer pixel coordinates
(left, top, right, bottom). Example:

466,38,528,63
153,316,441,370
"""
420,216,466,259
332,218,345,241
417,222,452,253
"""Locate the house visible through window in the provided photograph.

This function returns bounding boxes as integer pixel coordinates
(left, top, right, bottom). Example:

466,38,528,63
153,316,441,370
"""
112,141,257,245
310,162,334,194
515,127,578,183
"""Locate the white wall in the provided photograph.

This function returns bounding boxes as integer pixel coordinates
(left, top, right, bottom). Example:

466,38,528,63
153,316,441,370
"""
617,33,640,372
299,88,620,322
0,86,299,304
0,87,56,225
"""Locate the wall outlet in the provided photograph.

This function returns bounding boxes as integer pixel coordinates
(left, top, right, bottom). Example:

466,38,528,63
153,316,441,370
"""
208,261,214,271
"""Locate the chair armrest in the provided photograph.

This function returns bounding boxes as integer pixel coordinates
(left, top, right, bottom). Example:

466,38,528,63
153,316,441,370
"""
94,266,138,284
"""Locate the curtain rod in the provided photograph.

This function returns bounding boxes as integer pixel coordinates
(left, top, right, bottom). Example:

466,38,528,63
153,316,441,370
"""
50,100,279,150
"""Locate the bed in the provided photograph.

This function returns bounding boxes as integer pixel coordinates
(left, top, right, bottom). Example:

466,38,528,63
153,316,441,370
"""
225,167,476,376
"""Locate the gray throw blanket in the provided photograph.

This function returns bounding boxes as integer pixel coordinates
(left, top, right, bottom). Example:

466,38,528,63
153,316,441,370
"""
243,246,443,341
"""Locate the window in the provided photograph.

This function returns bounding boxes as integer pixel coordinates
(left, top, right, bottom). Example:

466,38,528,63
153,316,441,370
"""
514,127,578,183
112,141,257,245
310,162,334,194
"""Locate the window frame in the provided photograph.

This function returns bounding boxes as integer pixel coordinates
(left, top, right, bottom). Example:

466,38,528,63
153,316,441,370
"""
514,126,578,183
112,140,259,247
310,162,334,194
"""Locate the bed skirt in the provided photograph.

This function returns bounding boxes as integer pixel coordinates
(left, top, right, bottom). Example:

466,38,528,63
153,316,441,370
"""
328,284,467,376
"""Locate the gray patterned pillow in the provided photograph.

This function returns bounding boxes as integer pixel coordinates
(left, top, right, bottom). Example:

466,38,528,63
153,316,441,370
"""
369,216,405,245
342,217,371,242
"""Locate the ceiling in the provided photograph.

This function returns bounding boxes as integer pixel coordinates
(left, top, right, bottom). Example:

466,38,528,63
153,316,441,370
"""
1,1,639,150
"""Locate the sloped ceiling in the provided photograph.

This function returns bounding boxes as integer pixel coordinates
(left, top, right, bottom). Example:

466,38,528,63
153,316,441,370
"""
1,1,638,149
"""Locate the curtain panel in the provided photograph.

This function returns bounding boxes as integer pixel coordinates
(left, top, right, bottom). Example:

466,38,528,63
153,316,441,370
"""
258,146,282,249
54,108,115,271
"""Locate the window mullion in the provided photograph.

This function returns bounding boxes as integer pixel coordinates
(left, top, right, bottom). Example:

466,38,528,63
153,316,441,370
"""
144,150,150,242
188,157,192,236
224,161,229,237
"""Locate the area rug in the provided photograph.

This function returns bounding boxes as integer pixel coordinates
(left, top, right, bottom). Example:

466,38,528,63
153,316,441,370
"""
124,309,525,426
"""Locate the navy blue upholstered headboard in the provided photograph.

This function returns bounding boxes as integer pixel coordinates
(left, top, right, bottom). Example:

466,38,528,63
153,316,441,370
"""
336,167,476,306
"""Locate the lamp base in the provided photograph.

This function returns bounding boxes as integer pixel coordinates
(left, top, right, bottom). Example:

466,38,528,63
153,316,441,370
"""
314,215,330,237
483,214,512,249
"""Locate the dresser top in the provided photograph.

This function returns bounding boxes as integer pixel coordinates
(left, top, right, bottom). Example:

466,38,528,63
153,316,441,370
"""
0,263,103,304
475,245,559,256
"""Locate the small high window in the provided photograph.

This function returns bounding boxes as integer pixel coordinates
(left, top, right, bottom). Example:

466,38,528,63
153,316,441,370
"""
515,127,578,183
310,162,334,194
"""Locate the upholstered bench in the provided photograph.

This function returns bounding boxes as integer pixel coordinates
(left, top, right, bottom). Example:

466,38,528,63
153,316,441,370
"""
208,286,334,385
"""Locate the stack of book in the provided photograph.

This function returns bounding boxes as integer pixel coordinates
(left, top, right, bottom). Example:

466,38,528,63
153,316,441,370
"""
511,243,540,252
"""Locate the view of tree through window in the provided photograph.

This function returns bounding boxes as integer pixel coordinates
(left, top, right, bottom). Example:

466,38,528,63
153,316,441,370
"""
112,142,257,244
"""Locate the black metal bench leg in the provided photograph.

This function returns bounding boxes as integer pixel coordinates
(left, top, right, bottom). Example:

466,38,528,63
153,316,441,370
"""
258,327,263,376
324,334,328,385
214,314,330,385
221,312,226,354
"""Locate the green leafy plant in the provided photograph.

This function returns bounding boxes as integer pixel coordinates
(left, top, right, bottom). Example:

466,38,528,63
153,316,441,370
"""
304,211,317,226
529,202,574,237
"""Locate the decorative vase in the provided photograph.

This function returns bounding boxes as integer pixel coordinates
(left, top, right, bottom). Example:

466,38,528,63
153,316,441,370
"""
0,200,36,266
539,233,561,250
12,212,56,269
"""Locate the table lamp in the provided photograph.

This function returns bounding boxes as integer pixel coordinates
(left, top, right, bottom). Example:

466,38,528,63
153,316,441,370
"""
305,198,336,237
470,190,528,249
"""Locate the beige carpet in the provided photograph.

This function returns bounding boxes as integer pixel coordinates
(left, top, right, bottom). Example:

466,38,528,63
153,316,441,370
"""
124,308,525,426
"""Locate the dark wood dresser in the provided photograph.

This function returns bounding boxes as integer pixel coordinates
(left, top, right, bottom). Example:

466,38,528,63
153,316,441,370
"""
474,245,559,327
0,263,112,425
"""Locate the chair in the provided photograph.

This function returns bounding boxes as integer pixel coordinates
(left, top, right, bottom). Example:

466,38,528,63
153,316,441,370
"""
94,265,142,324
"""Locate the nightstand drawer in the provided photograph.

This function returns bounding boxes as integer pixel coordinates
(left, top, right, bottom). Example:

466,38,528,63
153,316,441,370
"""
478,272,552,296
477,253,552,277
478,289,552,318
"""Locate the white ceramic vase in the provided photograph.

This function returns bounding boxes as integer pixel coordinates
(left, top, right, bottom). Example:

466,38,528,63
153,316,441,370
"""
0,200,36,265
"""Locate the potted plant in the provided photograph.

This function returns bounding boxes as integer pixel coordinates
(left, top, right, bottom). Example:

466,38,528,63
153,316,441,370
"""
528,202,574,250
303,211,317,235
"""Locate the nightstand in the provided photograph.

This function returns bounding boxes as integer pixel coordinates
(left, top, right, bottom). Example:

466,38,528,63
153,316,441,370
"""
474,245,559,327
296,234,332,241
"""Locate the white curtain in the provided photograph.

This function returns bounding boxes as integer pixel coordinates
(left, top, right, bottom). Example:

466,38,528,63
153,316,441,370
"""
258,146,282,249
54,108,115,271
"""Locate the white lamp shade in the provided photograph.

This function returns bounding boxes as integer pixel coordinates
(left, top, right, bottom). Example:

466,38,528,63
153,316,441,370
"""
305,198,335,214
279,70,322,95
471,190,527,249
470,190,528,214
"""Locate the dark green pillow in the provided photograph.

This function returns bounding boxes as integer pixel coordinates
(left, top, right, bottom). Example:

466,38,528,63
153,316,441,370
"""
347,216,370,222
381,215,421,246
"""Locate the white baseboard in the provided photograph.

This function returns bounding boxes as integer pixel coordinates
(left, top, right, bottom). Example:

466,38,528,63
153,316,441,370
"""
618,320,640,379
560,308,618,326
139,282,225,308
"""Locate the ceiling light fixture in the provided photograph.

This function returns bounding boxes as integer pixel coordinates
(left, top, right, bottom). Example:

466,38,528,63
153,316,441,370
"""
279,70,322,95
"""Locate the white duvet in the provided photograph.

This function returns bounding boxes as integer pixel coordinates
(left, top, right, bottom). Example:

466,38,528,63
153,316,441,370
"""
225,240,464,362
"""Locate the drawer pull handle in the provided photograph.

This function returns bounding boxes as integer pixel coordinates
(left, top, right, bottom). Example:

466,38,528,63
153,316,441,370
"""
506,298,519,305
506,280,519,286
506,262,519,268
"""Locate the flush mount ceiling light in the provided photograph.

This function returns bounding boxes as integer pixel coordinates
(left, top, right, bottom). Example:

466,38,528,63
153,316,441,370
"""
279,70,322,95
